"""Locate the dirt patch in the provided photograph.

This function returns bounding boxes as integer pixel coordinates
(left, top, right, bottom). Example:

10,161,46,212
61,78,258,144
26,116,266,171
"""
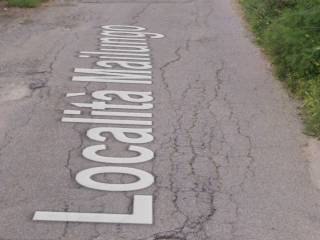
0,1,8,9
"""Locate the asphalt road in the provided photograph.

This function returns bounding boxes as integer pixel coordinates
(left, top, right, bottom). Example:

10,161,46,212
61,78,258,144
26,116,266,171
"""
0,0,320,239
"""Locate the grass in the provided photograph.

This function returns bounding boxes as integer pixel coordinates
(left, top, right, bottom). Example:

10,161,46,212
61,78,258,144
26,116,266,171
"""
240,0,320,137
5,0,42,7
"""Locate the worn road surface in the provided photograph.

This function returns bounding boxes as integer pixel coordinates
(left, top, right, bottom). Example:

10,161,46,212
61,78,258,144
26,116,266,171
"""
0,0,320,239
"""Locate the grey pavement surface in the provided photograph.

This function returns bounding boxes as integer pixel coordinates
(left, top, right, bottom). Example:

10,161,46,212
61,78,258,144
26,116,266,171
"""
0,0,320,239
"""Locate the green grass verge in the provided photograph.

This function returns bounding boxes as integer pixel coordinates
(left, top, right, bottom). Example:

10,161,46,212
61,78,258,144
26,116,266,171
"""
6,0,42,7
240,0,320,137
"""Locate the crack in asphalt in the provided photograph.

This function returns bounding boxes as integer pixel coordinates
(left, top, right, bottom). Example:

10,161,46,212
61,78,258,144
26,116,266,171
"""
131,2,153,25
0,0,317,240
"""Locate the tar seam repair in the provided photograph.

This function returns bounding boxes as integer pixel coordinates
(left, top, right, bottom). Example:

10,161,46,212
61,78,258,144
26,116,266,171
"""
33,25,165,224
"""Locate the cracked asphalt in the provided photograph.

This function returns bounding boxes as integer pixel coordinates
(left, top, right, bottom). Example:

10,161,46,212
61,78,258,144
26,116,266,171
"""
0,0,320,239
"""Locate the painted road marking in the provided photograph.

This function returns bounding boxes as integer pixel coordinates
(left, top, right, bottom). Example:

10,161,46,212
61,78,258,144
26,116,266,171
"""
33,25,164,224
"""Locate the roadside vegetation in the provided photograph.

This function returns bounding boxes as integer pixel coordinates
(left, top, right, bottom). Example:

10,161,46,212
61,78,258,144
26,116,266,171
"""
2,0,42,7
240,0,320,137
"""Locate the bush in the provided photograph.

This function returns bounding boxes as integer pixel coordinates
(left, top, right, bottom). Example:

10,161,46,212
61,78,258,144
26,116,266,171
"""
240,0,320,137
263,6,320,82
7,0,42,7
240,0,297,36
